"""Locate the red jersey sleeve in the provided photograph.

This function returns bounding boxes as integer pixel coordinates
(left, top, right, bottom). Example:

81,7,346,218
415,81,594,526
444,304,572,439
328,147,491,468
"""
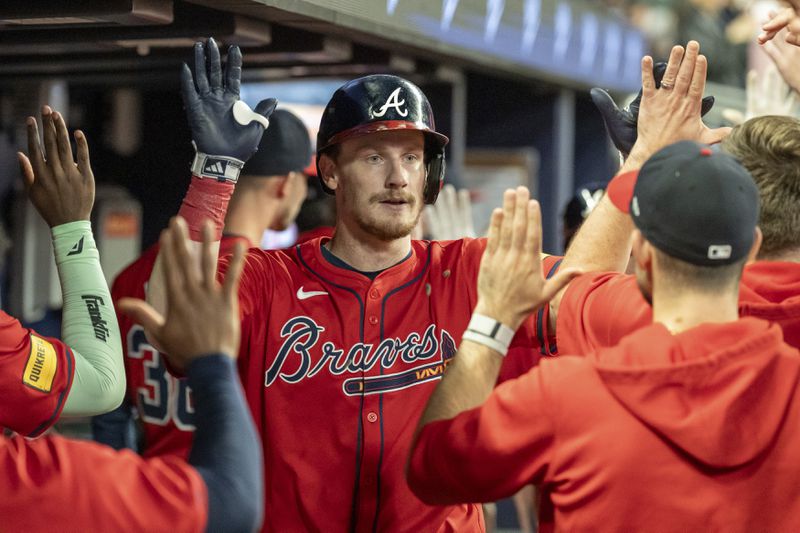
0,434,207,531
0,311,75,437
408,363,556,505
556,272,652,355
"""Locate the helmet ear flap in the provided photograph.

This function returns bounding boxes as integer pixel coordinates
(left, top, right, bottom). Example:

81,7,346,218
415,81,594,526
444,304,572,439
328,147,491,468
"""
424,152,445,204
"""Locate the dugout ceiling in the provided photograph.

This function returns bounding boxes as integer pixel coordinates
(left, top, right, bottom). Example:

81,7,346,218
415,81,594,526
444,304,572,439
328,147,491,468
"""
0,0,642,91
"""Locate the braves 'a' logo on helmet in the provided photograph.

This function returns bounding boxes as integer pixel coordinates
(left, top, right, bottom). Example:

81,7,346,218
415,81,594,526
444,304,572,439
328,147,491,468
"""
315,74,449,204
372,87,408,118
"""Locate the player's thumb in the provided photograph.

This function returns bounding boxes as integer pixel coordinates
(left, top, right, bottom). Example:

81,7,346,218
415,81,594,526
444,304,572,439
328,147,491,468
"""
705,126,734,144
117,298,166,339
255,98,278,120
590,88,623,123
591,88,636,154
541,267,583,304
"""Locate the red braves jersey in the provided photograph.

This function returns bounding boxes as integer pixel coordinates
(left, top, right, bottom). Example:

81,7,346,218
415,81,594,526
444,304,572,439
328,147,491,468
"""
112,235,249,458
0,310,74,437
0,433,207,531
218,237,560,532
557,260,800,355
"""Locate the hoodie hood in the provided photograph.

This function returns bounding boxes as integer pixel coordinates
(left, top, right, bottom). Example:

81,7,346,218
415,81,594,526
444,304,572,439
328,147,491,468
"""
594,318,800,469
740,261,800,348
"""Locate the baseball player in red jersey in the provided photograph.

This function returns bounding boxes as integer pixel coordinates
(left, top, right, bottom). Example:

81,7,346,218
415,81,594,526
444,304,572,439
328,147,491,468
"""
548,48,800,355
145,39,564,532
0,310,75,436
3,108,263,531
2,107,127,437
3,220,263,532
92,108,312,458
410,142,800,532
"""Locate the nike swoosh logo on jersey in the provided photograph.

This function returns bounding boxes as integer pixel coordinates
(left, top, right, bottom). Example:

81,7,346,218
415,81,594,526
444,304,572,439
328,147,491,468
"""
297,286,328,300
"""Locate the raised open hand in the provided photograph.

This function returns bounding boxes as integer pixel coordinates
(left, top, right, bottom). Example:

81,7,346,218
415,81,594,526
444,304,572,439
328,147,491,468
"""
423,184,476,240
722,65,799,125
118,218,245,371
181,38,277,179
591,60,715,158
18,106,94,228
629,41,731,168
474,187,580,331
763,29,800,95
759,6,800,47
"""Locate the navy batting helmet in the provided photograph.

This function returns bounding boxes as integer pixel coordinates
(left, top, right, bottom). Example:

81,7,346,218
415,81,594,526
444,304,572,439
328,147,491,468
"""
316,74,449,204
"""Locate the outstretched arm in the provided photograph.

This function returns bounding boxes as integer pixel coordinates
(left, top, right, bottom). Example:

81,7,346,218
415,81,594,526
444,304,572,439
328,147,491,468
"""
120,218,262,532
2,220,262,533
146,38,275,335
548,41,731,335
19,106,124,416
407,187,577,504
415,187,577,428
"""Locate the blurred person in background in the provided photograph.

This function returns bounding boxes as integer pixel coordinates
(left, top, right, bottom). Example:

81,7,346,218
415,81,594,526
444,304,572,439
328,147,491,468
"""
562,183,606,252
677,0,748,86
92,108,312,454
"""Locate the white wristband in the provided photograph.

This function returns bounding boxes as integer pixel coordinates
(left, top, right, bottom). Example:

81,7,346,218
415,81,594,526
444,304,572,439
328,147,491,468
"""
191,151,244,183
462,313,515,357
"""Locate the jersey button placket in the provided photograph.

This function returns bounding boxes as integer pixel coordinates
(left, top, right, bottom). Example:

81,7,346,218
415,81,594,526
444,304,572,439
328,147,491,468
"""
359,286,382,529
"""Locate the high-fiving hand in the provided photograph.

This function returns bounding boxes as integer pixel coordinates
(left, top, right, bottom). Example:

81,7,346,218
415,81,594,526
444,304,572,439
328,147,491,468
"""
759,5,800,47
118,218,245,371
18,106,94,228
763,28,800,96
474,187,579,331
722,66,799,125
591,61,715,158
181,38,277,167
423,184,476,240
627,41,731,169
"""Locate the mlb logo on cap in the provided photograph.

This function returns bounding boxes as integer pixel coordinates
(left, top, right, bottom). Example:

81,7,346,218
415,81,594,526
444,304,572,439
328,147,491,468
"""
708,245,732,260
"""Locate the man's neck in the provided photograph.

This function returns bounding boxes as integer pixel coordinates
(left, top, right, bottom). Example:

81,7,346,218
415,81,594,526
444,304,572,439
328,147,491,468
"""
326,221,412,272
757,247,800,263
225,197,278,247
652,285,740,334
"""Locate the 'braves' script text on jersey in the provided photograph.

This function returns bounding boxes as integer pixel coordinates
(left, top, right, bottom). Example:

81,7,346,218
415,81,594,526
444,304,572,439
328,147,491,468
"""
218,237,559,533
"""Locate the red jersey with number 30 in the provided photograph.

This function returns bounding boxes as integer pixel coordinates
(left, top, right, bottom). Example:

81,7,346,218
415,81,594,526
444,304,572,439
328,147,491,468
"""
217,236,560,533
112,236,249,458
0,310,74,437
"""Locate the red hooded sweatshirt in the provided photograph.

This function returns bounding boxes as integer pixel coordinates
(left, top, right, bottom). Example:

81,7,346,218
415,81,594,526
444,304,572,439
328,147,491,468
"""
408,318,800,532
557,260,800,354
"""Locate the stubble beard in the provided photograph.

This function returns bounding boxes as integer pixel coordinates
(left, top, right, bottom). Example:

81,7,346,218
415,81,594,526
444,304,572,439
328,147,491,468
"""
354,195,422,241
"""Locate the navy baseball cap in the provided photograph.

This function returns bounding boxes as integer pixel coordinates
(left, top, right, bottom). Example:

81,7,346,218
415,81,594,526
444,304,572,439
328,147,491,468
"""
242,109,312,177
631,140,759,266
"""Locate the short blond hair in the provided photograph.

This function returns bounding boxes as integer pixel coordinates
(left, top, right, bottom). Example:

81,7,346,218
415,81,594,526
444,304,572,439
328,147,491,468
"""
721,115,800,258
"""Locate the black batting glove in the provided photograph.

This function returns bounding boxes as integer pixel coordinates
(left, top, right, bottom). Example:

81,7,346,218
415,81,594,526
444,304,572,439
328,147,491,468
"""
591,62,715,158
